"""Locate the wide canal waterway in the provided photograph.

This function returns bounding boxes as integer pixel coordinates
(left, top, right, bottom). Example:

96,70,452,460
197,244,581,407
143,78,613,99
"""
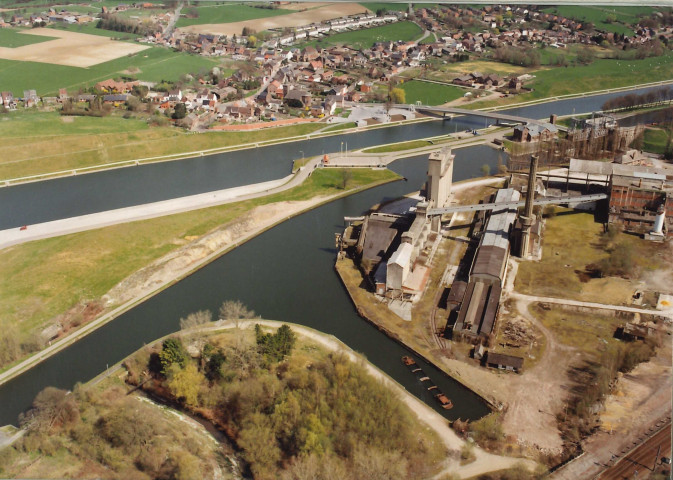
0,84,667,230
1,85,669,426
0,145,503,426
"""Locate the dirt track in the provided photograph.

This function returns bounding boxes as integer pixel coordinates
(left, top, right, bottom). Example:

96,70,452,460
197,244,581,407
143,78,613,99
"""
179,2,368,36
0,28,148,67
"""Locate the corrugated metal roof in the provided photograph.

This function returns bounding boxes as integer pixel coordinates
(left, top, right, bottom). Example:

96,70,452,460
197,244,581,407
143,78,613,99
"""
481,188,519,250
569,158,614,175
471,245,507,281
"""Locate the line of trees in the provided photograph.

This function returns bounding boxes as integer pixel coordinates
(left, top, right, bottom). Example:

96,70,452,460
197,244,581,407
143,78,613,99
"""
602,86,673,112
493,45,541,67
97,14,159,36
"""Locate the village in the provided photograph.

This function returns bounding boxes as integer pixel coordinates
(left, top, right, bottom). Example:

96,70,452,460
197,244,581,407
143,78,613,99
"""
2,2,673,132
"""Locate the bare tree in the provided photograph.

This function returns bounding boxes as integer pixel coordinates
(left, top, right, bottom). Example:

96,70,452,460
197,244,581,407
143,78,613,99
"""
219,300,257,327
179,310,213,330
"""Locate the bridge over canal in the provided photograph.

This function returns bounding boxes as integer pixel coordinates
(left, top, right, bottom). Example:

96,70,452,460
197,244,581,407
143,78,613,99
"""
427,193,608,216
393,103,543,126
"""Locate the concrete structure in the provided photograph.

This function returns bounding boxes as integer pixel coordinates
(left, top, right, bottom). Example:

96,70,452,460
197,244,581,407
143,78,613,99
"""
512,122,558,142
519,155,538,257
427,147,454,210
387,242,413,292
608,163,673,238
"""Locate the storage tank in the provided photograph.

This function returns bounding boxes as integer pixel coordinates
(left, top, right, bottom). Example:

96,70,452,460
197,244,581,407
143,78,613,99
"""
652,205,666,235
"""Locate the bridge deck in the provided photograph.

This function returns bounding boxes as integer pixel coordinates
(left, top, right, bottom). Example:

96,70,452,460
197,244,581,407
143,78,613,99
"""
393,104,536,124
427,193,608,216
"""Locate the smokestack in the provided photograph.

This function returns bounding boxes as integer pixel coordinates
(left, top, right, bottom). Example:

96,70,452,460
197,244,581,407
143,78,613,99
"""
519,155,538,258
550,114,557,125
524,155,538,218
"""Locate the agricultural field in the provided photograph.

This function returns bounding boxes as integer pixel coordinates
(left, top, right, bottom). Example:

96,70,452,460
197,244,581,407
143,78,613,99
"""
540,5,657,35
47,22,140,40
0,28,55,48
176,3,293,28
398,79,464,105
179,2,367,36
359,2,439,13
0,28,149,68
0,45,221,96
306,20,423,50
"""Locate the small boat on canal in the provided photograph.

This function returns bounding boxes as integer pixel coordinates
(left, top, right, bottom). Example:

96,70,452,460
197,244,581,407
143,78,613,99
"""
401,356,453,410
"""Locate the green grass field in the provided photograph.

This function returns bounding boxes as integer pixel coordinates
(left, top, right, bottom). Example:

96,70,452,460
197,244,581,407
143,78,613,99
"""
541,6,656,36
359,3,439,13
47,22,140,40
0,111,328,179
399,79,464,105
306,21,423,50
0,46,221,96
470,52,673,109
176,3,293,27
362,139,432,153
0,28,55,48
643,126,671,154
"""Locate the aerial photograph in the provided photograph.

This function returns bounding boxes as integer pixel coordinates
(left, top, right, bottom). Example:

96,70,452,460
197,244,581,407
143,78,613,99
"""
0,0,671,478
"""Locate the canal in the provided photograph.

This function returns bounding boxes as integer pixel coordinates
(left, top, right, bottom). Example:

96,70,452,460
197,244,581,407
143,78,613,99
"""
0,145,502,426
1,85,670,426
1,84,668,230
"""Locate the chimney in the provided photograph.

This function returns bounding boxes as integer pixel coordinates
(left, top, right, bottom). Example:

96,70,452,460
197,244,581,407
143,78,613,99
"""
549,114,557,125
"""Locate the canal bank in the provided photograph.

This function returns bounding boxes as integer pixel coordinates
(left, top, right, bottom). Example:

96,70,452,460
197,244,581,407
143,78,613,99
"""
0,150,504,427
0,174,400,388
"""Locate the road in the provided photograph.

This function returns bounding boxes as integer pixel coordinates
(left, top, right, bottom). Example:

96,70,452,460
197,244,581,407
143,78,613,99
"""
597,421,672,480
510,292,673,319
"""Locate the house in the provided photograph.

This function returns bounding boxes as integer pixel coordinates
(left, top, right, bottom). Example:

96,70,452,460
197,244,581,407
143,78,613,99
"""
619,322,654,341
58,88,69,102
103,94,129,105
23,89,39,107
484,352,523,373
512,122,558,142
284,89,312,108
168,89,182,102
1,91,14,108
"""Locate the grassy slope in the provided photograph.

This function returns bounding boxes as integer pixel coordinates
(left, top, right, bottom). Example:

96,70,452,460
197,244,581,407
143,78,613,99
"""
469,52,673,109
0,28,56,47
305,21,423,50
399,79,464,105
0,111,327,179
515,210,664,305
175,3,293,28
0,46,220,96
0,168,399,342
540,5,656,36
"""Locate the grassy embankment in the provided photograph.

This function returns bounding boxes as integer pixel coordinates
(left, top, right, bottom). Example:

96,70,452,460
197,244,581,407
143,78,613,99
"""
540,5,657,36
0,324,447,479
515,209,668,305
0,111,326,180
303,21,423,50
467,52,673,110
0,45,222,95
362,139,434,153
175,3,294,28
0,28,55,47
0,167,400,371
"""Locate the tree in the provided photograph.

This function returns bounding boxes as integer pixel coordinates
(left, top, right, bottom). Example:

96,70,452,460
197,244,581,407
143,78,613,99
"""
219,300,257,325
339,169,353,189
172,102,186,120
576,47,596,65
255,324,296,363
247,35,257,47
389,87,406,104
20,387,79,433
167,363,205,405
480,164,491,176
0,321,21,367
179,310,212,330
159,338,189,374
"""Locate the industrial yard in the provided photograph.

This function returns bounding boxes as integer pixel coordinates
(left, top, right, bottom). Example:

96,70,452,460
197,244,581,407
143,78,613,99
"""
335,117,673,468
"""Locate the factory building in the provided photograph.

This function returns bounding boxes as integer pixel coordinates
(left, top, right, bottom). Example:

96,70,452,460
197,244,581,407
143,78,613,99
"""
608,164,673,239
452,188,520,340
